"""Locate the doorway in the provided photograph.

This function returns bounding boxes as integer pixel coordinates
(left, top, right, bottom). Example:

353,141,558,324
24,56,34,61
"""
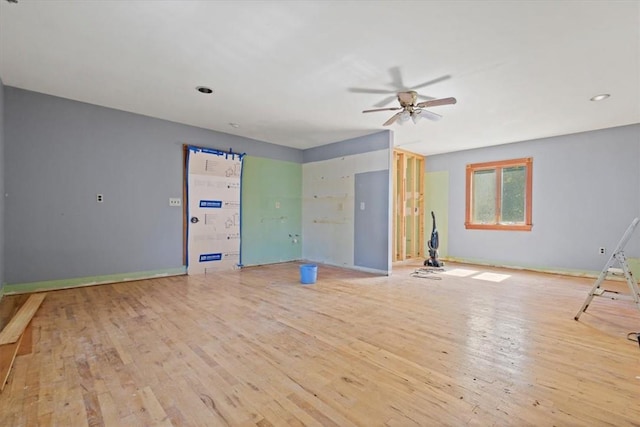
184,145,244,274
393,149,425,261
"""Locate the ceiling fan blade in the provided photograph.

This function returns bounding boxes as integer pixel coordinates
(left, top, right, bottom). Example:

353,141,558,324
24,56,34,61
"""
409,75,452,91
416,94,435,102
363,107,402,113
416,97,457,108
348,88,397,94
413,109,442,121
383,112,402,126
388,66,405,90
373,95,399,108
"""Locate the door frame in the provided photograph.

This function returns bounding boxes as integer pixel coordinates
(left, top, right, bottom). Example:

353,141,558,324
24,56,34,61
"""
393,148,425,261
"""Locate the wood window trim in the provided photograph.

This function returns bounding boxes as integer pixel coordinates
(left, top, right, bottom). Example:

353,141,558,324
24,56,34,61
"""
465,157,533,231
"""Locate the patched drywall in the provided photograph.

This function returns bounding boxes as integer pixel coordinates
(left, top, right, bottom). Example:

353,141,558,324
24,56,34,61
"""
302,132,392,273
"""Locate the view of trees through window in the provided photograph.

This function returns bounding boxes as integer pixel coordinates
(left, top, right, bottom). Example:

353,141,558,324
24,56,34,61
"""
501,166,525,223
472,169,496,223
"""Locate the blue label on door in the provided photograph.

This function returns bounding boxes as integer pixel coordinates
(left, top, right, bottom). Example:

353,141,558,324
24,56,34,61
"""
199,253,222,262
200,200,222,208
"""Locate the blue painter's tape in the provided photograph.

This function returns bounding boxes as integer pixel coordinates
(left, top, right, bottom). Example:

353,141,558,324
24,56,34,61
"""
189,146,225,156
200,200,222,208
187,145,246,159
238,154,244,267
185,146,192,267
199,253,222,262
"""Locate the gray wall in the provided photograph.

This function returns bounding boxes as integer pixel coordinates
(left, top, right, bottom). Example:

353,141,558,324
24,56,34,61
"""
0,78,4,293
354,170,389,271
4,87,302,284
427,124,640,273
302,131,392,274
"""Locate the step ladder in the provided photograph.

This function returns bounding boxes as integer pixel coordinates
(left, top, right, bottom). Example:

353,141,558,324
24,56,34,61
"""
575,217,640,321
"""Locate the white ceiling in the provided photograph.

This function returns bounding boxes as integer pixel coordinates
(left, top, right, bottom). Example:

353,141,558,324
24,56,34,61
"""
1,1,638,155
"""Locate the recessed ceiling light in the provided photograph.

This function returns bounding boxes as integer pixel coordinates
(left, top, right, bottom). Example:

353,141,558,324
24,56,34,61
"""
590,94,610,102
196,86,213,94
229,123,240,128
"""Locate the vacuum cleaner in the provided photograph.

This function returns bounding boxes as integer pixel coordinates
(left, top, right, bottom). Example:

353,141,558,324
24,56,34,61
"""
424,211,444,267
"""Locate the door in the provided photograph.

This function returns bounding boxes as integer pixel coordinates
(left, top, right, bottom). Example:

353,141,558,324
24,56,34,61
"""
186,146,243,274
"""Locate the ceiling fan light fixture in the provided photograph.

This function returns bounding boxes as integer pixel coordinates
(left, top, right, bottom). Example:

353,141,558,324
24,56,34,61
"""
590,93,610,102
362,92,455,126
196,86,214,94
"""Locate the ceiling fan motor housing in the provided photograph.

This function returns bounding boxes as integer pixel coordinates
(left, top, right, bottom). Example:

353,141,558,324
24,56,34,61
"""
397,91,418,107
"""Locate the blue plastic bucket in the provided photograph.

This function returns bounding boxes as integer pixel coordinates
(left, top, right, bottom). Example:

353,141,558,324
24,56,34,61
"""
299,264,318,285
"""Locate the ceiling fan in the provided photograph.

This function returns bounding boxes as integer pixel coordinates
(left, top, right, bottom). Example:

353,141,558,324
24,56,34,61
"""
348,66,451,107
362,91,457,126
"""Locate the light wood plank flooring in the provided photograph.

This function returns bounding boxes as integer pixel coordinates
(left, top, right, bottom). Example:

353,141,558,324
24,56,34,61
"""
1,261,639,426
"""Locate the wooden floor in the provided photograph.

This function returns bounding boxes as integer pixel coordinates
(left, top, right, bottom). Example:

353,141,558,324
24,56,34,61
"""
1,261,639,426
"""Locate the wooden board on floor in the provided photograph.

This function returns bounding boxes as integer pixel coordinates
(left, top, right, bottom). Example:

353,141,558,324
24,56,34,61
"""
0,293,46,345
0,295,29,333
16,321,33,357
0,334,23,391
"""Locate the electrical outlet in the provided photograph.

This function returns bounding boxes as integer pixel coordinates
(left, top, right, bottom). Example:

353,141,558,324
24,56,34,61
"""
169,198,182,207
599,247,606,255
275,201,280,209
96,194,104,203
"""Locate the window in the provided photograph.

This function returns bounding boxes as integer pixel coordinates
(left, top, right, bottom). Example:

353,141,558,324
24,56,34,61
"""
465,157,532,231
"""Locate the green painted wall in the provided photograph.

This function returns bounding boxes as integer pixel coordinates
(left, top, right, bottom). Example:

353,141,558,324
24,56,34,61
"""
241,156,302,265
424,171,449,257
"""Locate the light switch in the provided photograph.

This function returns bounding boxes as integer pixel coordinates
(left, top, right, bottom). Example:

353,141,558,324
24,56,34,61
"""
360,202,365,210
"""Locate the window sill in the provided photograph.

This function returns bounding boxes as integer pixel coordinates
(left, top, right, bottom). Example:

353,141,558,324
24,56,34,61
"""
465,223,532,231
